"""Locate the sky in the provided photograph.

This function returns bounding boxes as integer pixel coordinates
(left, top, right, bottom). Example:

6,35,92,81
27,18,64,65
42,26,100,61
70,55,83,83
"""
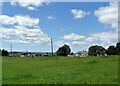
0,0,118,53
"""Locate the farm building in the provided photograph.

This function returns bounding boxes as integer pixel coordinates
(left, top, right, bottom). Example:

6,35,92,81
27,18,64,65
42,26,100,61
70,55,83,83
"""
74,51,88,57
67,51,88,57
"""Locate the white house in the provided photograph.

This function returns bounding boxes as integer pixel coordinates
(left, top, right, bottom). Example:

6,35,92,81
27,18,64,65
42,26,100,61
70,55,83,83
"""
74,51,88,57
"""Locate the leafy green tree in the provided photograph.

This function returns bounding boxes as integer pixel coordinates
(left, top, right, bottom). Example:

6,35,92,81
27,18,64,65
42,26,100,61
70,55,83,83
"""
0,49,1,56
2,49,9,56
88,45,106,56
56,44,71,56
116,42,120,55
106,46,116,55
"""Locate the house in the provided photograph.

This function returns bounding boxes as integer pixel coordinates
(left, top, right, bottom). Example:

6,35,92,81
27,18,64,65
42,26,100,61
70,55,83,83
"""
74,51,88,57
67,51,88,57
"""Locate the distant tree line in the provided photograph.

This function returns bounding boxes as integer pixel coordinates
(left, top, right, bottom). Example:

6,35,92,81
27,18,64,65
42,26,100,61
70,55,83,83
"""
107,42,120,55
56,42,120,56
88,42,120,56
1,42,120,57
0,49,9,56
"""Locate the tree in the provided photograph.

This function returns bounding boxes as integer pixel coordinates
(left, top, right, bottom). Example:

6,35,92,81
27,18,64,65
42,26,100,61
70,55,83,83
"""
56,44,71,56
116,42,120,55
88,45,106,56
2,49,9,56
106,46,116,55
0,49,1,56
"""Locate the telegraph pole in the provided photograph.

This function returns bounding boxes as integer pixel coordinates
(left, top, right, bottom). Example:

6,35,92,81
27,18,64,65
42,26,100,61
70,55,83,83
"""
51,38,53,55
11,44,12,54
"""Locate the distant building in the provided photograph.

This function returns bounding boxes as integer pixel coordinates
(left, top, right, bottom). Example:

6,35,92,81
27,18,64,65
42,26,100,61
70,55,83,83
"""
74,51,88,57
67,51,88,57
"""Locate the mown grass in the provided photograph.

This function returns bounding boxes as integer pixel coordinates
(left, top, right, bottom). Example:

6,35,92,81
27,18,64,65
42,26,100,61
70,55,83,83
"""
2,56,119,84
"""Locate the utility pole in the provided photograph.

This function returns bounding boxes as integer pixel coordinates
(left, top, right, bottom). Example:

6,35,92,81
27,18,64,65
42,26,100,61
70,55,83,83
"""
51,38,53,56
11,44,12,54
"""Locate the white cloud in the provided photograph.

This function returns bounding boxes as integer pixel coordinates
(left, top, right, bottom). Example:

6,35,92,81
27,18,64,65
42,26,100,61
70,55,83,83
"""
53,40,71,51
87,31,117,43
27,6,35,10
54,41,70,47
0,27,15,39
61,30,118,51
47,16,56,20
4,40,30,44
0,26,50,44
71,9,90,19
14,26,50,42
0,15,16,25
0,15,50,44
62,33,85,41
0,15,39,27
69,3,118,50
94,3,118,29
11,0,49,11
15,15,39,27
72,41,86,45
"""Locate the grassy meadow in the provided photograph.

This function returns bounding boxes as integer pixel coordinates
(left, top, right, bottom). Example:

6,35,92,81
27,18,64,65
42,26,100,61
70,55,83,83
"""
1,56,119,84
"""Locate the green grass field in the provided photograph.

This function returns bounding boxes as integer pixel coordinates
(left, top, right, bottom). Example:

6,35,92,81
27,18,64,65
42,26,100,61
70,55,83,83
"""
1,56,119,84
